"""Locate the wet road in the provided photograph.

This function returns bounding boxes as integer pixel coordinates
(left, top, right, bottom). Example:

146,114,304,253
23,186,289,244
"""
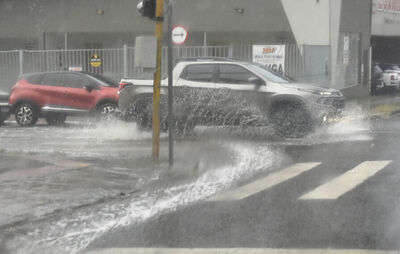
0,105,395,253
84,114,400,254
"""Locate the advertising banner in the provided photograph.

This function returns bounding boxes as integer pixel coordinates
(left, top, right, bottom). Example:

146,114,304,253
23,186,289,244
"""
252,45,285,74
372,0,400,36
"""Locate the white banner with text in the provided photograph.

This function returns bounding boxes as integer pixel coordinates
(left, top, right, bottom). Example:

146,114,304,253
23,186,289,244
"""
252,45,285,74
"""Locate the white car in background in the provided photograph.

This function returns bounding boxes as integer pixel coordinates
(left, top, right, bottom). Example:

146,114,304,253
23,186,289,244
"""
371,63,400,95
379,63,400,89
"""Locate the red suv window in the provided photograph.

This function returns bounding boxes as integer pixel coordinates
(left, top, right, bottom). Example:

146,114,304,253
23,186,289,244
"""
63,73,91,89
42,73,63,87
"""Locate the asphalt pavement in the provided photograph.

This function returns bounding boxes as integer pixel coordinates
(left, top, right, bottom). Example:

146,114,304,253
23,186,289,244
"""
85,116,400,252
85,101,400,253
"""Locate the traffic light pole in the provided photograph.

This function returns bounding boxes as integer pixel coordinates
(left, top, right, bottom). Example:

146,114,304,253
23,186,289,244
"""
152,0,164,160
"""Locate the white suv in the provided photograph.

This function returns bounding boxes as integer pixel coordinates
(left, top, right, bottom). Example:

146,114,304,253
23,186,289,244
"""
119,59,345,138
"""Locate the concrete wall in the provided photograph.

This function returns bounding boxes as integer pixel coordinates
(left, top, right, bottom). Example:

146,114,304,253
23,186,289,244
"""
0,0,153,36
0,0,371,49
281,0,330,46
0,0,296,49
339,0,372,89
172,0,291,33
0,0,372,93
340,0,371,51
302,45,330,87
0,0,154,49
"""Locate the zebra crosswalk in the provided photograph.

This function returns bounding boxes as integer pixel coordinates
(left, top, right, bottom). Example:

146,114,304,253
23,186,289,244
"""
299,161,392,200
209,162,321,201
209,160,393,202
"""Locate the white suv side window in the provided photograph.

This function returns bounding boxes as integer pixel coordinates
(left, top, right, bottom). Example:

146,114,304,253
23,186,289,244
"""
182,64,215,83
217,64,256,84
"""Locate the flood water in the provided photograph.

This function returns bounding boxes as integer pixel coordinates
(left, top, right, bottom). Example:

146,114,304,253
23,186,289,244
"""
0,108,372,253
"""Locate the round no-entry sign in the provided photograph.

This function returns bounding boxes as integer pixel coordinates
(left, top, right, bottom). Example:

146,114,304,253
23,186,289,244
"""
172,25,188,45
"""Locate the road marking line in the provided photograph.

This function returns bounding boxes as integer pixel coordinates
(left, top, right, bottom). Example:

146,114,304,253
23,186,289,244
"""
299,160,392,200
209,162,321,201
85,248,400,254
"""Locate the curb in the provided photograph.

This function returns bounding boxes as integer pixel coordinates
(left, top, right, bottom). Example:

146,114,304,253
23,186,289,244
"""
348,94,400,118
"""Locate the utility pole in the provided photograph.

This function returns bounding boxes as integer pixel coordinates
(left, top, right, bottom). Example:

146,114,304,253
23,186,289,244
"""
152,0,164,159
137,0,170,161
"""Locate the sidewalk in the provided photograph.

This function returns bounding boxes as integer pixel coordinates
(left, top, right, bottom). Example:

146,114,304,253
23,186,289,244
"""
347,92,400,117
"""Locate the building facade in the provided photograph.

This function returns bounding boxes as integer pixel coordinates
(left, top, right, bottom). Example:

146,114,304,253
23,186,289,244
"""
0,0,372,92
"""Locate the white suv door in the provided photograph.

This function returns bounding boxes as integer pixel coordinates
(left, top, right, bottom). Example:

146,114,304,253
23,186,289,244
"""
214,63,268,125
174,64,217,122
175,63,216,89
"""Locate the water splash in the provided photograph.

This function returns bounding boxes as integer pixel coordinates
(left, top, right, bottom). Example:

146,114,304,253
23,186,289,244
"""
4,142,283,254
303,104,372,145
0,119,164,159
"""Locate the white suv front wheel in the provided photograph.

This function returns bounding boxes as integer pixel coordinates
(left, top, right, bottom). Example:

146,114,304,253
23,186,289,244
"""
270,103,314,138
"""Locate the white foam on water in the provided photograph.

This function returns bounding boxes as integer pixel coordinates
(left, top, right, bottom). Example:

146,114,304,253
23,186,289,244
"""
68,119,156,141
6,142,282,254
0,119,165,158
312,106,371,142
275,105,373,146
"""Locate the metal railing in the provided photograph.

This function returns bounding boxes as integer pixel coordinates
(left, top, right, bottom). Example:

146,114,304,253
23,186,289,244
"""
0,45,232,91
0,51,20,91
0,44,325,91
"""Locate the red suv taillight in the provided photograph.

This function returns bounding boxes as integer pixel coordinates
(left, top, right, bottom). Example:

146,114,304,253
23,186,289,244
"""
119,82,131,91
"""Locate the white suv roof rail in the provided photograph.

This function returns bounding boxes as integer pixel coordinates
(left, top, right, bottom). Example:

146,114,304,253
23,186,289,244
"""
176,57,237,63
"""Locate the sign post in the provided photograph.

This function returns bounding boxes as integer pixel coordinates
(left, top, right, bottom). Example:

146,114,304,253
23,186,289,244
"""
167,1,174,166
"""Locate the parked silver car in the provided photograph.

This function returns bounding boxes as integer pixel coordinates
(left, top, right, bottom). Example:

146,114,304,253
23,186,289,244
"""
371,63,400,95
0,91,10,125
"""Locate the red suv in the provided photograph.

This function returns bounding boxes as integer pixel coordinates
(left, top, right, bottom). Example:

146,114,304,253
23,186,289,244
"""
9,71,120,126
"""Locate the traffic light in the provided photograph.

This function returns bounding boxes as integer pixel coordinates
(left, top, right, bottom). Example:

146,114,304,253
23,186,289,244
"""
137,0,156,19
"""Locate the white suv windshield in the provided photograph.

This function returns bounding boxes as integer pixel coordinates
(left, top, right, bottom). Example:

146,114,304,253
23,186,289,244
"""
245,63,295,83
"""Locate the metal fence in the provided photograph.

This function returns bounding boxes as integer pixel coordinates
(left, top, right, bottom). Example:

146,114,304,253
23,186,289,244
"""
0,51,20,91
0,44,309,91
0,45,232,91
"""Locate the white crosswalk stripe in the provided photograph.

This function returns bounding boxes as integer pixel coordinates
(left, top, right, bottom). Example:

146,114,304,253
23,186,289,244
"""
209,162,321,201
299,160,392,200
85,248,400,254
